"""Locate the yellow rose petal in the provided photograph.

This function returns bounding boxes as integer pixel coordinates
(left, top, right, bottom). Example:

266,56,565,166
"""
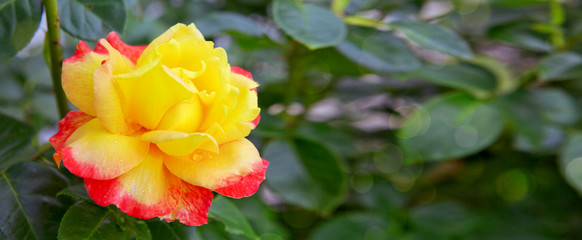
164,138,262,190
157,97,203,133
115,60,193,130
62,42,107,116
137,23,205,67
141,130,218,156
93,40,139,135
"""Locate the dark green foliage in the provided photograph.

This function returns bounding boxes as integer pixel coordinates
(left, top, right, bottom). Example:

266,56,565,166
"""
390,20,473,58
0,162,70,240
263,138,347,214
2,0,582,239
58,0,127,40
0,0,43,59
336,27,421,73
399,93,504,163
0,114,34,170
273,0,347,49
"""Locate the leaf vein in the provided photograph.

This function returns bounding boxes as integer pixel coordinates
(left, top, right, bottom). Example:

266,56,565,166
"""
2,172,39,240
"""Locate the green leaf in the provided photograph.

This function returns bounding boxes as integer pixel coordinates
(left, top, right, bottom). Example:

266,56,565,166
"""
415,62,497,93
410,202,477,236
263,138,347,213
0,162,70,240
310,213,389,240
539,52,582,81
353,183,405,215
498,88,578,152
130,221,152,240
59,202,125,240
0,0,43,58
343,0,398,15
515,125,564,153
114,215,151,240
488,21,552,52
57,184,91,201
58,0,127,41
272,0,347,49
523,89,578,125
389,20,473,59
336,28,421,74
399,93,503,163
147,221,199,240
148,221,202,240
301,48,366,76
195,222,232,240
59,202,152,240
560,133,582,194
0,145,35,173
196,12,263,37
0,113,34,170
208,196,257,239
297,122,357,157
234,196,290,239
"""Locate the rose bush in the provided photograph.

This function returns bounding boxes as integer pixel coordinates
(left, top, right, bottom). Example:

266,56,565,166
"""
49,23,268,226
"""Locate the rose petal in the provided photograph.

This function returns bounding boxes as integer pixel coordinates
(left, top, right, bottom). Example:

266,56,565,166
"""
49,111,94,167
160,182,213,226
141,130,218,156
230,66,260,128
62,119,149,180
157,97,203,133
212,72,260,144
115,60,193,130
103,32,146,64
188,49,231,131
230,68,258,89
93,40,139,135
215,122,253,145
188,45,230,97
62,42,108,116
230,66,252,79
137,23,205,67
250,115,261,129
215,159,269,198
85,148,182,219
164,138,263,190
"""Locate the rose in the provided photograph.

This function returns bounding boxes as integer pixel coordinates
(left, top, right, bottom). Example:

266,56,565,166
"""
49,23,268,226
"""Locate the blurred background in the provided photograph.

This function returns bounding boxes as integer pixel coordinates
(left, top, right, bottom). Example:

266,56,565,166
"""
3,0,582,239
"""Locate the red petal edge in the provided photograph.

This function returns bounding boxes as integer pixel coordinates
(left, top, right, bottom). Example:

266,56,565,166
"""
161,182,214,226
70,32,145,65
105,32,146,64
84,176,182,220
230,66,253,79
49,111,93,167
214,159,269,199
64,41,106,64
250,114,261,129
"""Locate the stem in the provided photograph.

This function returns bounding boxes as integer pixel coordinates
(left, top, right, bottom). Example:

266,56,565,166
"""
44,0,69,118
28,144,52,162
549,0,565,49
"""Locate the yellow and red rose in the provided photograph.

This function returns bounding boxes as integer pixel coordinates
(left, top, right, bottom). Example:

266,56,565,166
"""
49,23,267,226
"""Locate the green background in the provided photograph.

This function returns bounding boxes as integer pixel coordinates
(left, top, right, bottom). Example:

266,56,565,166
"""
2,0,582,239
